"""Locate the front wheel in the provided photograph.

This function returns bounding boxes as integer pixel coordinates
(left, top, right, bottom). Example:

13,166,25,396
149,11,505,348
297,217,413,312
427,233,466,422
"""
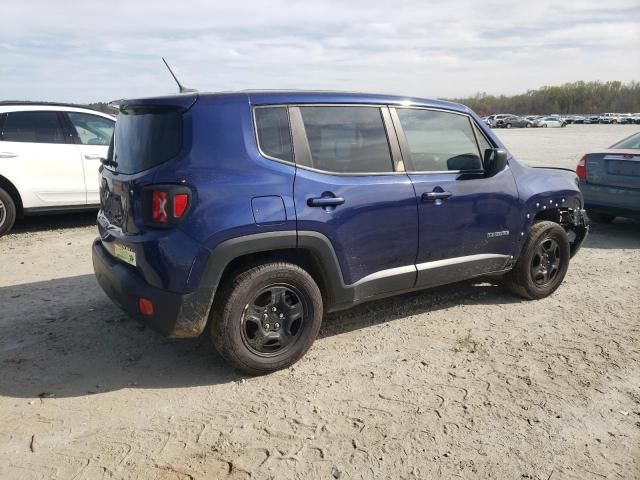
210,262,323,375
503,221,571,300
506,123,512,129
0,188,17,238
542,123,548,128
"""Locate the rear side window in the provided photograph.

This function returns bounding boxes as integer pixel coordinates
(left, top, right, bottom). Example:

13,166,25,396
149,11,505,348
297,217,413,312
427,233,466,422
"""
254,107,293,162
67,112,114,146
396,109,483,172
0,111,66,144
112,110,182,174
299,106,393,173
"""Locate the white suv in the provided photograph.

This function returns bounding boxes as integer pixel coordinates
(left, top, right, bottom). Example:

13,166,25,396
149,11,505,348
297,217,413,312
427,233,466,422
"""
0,103,115,236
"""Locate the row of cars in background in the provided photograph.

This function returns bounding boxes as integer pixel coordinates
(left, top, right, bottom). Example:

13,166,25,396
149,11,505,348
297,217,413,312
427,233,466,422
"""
484,112,640,129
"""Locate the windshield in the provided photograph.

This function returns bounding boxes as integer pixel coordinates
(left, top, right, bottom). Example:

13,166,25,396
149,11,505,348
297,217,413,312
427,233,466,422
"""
611,133,640,150
110,110,183,174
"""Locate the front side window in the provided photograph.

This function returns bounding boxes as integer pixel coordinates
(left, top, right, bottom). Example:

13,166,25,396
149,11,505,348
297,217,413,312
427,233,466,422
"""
254,107,293,162
299,106,393,173
67,112,114,146
395,108,483,172
0,111,66,144
474,124,492,157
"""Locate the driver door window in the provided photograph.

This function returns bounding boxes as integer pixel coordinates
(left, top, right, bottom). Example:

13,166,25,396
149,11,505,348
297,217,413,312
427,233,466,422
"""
395,108,483,172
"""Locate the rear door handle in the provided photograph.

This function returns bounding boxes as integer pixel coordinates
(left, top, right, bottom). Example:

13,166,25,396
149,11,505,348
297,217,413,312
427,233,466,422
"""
0,152,17,158
421,191,452,202
84,154,103,160
307,197,345,207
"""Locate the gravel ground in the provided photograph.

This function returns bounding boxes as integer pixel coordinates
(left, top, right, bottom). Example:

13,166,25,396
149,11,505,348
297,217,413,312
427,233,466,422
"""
0,125,639,479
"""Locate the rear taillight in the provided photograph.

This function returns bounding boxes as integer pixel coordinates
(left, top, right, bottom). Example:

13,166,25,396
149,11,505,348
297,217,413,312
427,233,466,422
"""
576,155,587,180
144,185,191,227
173,193,189,218
152,191,169,223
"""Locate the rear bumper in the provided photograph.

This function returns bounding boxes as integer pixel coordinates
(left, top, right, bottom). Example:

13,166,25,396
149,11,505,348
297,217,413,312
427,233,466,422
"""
580,181,640,218
92,239,214,337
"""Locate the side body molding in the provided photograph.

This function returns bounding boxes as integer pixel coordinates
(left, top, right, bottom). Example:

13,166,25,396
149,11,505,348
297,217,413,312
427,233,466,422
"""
179,230,515,338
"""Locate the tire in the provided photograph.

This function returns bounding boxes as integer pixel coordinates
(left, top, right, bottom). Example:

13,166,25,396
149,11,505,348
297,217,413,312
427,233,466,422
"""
210,262,323,375
503,221,571,300
587,211,615,223
506,123,512,129
526,122,532,128
0,188,17,238
542,123,548,128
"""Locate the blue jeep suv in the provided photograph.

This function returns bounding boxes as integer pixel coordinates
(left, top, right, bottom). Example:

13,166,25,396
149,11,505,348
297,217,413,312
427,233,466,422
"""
92,91,588,374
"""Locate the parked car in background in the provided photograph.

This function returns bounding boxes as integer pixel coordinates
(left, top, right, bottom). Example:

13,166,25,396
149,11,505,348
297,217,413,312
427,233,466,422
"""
598,113,618,124
495,115,533,128
577,132,640,223
0,103,115,237
617,114,635,124
535,116,566,128
485,114,515,128
585,115,600,124
92,90,588,374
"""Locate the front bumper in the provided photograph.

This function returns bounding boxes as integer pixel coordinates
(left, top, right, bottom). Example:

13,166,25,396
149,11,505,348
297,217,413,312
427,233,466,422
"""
92,239,214,337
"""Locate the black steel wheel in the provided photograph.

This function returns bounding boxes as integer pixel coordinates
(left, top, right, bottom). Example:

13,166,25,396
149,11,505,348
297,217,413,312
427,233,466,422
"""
530,238,561,287
210,262,323,375
503,221,570,299
240,284,308,356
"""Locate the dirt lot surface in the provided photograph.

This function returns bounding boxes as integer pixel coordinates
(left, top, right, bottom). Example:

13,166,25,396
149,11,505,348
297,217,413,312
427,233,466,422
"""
1,125,639,479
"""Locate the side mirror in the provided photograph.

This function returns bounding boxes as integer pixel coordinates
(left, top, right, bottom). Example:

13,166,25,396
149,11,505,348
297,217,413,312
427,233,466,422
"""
483,148,508,176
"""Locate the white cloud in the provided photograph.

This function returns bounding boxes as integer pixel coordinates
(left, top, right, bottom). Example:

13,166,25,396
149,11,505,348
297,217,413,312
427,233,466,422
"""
0,0,638,102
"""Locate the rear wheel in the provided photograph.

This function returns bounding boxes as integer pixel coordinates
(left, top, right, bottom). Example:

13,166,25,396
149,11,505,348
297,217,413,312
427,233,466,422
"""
506,123,512,129
587,211,615,223
542,123,548,128
0,188,17,238
210,262,323,375
503,221,570,300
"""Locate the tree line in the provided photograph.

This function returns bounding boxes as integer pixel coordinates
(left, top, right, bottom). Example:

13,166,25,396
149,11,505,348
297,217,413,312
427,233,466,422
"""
449,81,640,116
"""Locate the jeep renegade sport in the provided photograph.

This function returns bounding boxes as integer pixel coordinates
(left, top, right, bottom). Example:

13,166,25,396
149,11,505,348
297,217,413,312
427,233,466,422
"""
93,91,588,374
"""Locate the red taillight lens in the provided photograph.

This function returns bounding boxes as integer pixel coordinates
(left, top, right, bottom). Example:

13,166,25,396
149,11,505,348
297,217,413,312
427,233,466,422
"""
152,191,168,223
138,298,154,316
576,155,587,180
173,193,189,218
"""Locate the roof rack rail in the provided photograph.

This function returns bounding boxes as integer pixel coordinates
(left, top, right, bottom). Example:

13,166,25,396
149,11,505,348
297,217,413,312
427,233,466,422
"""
0,100,114,112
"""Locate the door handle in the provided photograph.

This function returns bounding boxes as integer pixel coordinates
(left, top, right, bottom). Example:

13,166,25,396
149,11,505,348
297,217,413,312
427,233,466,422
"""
84,154,103,160
0,152,17,158
307,196,345,207
422,191,452,202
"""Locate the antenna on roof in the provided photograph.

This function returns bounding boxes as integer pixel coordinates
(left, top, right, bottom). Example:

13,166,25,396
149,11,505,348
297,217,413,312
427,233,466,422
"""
162,57,197,93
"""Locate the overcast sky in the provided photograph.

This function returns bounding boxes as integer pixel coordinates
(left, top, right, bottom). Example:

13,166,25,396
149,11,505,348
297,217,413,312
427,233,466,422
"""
1,0,639,103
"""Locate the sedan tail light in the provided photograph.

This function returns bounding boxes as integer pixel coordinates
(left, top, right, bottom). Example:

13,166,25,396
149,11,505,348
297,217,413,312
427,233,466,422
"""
576,155,587,180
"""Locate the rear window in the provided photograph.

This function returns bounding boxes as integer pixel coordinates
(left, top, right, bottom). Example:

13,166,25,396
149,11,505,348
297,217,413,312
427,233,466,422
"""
611,132,640,150
1,111,67,144
111,110,183,174
299,106,393,173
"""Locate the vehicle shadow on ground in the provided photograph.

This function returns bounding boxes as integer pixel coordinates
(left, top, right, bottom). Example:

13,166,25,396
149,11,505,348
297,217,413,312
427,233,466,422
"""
583,218,640,250
0,273,520,399
9,211,97,234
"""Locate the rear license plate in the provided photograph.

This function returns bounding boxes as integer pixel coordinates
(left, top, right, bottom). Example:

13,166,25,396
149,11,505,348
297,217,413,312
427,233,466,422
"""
114,243,136,266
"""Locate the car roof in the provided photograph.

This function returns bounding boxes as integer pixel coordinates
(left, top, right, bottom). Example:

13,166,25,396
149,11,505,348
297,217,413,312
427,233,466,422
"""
0,102,115,119
242,90,469,112
113,90,472,115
